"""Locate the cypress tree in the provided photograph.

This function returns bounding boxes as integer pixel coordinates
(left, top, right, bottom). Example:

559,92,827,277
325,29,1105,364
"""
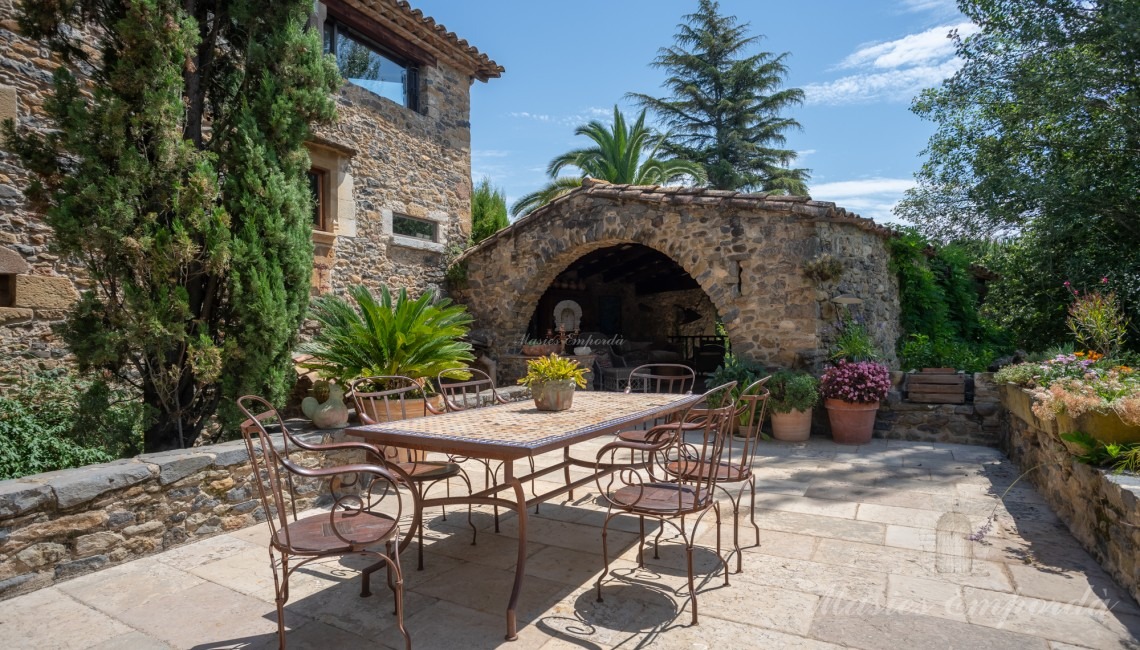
470,177,509,244
3,0,340,451
631,0,809,194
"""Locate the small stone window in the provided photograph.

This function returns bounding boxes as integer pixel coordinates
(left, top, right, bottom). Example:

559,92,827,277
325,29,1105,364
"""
307,167,330,232
392,214,437,242
0,274,13,307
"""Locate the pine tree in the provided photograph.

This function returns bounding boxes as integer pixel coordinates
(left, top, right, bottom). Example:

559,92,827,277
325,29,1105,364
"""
631,0,809,194
470,177,509,244
3,0,340,451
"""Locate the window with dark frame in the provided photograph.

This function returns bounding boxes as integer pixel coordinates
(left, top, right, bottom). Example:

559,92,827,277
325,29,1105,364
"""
392,213,437,242
0,274,13,307
307,168,329,232
323,18,419,110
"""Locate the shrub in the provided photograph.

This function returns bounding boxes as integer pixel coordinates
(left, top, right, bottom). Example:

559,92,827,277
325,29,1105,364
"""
898,334,996,373
829,316,881,362
768,370,819,413
0,370,147,480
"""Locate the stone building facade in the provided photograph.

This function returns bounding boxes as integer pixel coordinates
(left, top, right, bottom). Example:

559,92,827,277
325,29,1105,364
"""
0,0,501,382
452,178,903,374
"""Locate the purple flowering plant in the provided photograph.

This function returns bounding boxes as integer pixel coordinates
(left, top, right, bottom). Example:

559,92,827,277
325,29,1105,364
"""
820,359,892,403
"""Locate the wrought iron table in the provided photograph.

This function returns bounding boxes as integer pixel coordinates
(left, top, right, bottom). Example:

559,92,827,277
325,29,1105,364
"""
345,391,701,641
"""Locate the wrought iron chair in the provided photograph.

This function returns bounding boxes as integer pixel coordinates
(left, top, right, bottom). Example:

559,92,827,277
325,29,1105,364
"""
614,364,696,445
350,375,476,571
593,382,737,626
435,369,527,528
236,396,412,650
673,377,770,573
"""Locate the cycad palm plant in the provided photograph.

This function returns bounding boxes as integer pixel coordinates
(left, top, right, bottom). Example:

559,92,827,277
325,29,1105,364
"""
299,285,474,391
510,106,706,217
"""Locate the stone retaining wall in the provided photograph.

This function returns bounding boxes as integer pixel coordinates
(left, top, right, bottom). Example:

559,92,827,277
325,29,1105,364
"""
874,372,1003,446
999,387,1140,604
0,431,366,601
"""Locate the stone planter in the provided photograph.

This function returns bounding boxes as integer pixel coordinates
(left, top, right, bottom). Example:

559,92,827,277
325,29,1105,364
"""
825,399,879,445
1056,411,1140,445
771,408,813,442
532,379,576,411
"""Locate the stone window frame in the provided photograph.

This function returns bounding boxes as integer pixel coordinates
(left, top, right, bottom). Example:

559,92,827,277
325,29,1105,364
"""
307,167,331,233
305,142,357,240
383,208,449,254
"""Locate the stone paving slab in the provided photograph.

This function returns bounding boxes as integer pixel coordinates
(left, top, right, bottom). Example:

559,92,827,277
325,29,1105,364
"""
2,437,1139,649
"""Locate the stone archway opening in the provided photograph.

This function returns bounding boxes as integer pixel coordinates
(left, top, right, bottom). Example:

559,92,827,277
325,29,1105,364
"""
520,243,727,386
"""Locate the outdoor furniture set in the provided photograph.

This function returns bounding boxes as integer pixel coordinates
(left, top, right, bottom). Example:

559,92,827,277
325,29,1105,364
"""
236,363,770,647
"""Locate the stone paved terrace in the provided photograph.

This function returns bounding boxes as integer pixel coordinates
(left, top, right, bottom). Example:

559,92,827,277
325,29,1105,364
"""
2,437,1138,650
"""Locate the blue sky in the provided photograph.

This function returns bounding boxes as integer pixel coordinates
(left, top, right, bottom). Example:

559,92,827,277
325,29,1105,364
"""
413,0,975,224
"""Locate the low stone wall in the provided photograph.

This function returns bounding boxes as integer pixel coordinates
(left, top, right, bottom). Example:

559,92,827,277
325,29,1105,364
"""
999,386,1140,604
0,430,366,601
873,372,1003,446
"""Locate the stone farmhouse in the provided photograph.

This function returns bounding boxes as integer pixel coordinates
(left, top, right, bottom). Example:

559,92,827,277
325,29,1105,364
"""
0,0,502,381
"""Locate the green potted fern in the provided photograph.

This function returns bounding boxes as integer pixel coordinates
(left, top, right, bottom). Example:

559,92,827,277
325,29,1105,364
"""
518,354,587,411
299,285,474,422
767,370,819,441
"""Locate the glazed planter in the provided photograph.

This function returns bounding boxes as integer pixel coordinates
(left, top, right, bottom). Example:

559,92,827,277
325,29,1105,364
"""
532,379,576,411
825,399,879,445
771,408,813,442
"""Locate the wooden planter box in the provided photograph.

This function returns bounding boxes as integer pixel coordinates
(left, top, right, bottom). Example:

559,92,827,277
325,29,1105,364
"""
906,368,965,404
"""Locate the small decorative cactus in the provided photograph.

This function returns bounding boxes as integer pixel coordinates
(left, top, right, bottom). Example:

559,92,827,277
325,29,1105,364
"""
301,380,349,429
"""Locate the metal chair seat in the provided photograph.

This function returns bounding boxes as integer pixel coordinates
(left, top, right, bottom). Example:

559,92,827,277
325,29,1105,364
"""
665,458,750,482
273,510,398,554
612,483,709,514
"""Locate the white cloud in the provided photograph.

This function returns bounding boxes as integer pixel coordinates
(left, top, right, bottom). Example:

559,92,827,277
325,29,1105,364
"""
806,22,977,105
473,149,511,158
805,59,963,105
839,23,976,70
509,111,553,122
810,177,915,223
898,0,959,14
508,106,625,128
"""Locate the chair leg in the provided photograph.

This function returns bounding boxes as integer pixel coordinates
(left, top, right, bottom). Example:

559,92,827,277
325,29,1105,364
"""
596,511,617,603
637,515,646,568
388,542,412,650
270,548,288,649
684,536,698,626
748,474,760,547
455,469,477,546
715,503,730,586
361,556,387,598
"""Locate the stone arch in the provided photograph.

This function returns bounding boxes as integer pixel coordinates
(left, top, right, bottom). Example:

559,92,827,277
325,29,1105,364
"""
506,234,734,348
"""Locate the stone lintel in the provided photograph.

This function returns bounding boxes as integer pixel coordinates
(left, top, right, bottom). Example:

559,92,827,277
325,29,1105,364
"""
13,275,78,310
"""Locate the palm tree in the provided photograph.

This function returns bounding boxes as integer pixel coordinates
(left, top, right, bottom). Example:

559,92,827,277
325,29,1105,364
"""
510,106,706,217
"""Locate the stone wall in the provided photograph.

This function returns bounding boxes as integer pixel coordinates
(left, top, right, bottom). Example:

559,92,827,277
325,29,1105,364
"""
999,387,1140,605
874,372,1004,446
0,1,85,382
0,0,484,381
0,431,366,601
454,180,902,372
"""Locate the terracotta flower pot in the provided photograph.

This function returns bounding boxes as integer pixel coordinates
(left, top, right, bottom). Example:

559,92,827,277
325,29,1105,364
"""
771,408,813,442
825,398,879,445
532,379,576,411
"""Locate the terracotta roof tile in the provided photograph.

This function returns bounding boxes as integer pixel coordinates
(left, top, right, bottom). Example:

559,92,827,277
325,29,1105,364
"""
354,0,503,80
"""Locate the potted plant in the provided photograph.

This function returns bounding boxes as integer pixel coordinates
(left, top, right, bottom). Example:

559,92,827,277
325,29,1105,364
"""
299,284,474,422
518,354,587,411
708,354,766,436
820,360,892,444
768,370,819,442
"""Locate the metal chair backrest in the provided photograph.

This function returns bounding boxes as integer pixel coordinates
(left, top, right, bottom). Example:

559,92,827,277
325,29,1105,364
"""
234,395,312,552
663,381,737,508
721,377,771,478
350,375,440,463
625,364,696,395
437,368,507,411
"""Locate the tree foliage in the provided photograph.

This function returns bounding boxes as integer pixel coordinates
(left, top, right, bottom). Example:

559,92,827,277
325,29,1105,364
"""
470,177,509,244
631,0,808,194
510,106,706,217
3,0,340,451
896,0,1140,351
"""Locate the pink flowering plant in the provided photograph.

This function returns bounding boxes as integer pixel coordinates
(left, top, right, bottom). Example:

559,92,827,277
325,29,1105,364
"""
819,360,892,404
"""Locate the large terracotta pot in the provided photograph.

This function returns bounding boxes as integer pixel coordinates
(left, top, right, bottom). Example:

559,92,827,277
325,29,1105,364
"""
532,379,576,411
771,408,813,442
825,398,879,445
